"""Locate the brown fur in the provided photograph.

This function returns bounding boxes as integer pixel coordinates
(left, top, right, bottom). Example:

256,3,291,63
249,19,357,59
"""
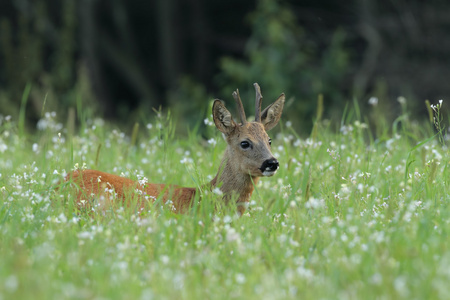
66,169,196,213
64,84,285,215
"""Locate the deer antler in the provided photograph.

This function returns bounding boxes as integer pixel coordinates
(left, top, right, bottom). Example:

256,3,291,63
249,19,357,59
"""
232,89,247,125
254,83,263,122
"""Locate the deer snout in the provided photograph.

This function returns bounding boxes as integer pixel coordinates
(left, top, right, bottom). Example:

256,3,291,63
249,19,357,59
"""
260,158,279,176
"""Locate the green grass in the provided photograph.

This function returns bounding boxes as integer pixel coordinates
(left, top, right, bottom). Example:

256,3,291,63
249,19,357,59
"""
1,102,449,300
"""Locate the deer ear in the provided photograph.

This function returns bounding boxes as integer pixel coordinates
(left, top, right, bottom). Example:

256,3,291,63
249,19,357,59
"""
261,93,285,131
212,100,237,134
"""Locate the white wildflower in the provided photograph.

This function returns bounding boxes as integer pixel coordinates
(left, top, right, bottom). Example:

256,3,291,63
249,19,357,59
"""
180,157,193,164
296,266,314,280
432,149,442,160
394,276,409,297
226,227,240,242
305,197,324,209
58,213,67,223
138,175,148,186
289,238,300,247
78,231,94,239
46,150,54,158
0,143,7,153
370,273,382,285
235,273,246,284
4,275,18,292
160,255,170,265
207,138,217,146
368,97,378,106
204,118,214,126
223,215,232,223
354,121,368,129
397,96,406,104
32,143,39,153
340,125,353,135
212,187,223,195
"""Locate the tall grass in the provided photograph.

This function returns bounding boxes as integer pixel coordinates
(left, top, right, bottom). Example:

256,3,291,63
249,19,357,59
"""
0,99,449,299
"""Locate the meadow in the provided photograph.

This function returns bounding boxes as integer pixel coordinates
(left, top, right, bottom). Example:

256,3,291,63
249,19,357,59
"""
0,99,449,300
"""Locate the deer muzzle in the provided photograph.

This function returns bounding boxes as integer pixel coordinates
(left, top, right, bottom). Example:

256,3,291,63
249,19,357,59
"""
260,158,279,176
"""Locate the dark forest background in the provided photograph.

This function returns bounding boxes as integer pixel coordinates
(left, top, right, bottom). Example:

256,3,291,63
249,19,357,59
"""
1,0,449,133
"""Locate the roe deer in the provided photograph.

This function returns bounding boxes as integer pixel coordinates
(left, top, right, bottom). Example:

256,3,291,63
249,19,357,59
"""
65,83,285,214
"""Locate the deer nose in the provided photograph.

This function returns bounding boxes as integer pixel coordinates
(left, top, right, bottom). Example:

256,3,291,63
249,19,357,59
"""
260,158,279,173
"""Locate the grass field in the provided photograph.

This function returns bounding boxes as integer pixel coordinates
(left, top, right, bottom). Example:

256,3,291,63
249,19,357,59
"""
1,100,449,299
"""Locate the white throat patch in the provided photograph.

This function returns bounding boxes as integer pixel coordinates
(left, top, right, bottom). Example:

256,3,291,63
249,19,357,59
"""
262,168,278,177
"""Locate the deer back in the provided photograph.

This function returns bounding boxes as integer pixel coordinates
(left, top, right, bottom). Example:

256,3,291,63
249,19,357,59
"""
66,169,196,213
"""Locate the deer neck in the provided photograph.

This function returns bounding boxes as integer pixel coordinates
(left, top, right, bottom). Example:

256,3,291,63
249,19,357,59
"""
210,148,259,204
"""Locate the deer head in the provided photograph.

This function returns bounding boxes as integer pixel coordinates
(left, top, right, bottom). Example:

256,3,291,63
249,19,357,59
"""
212,83,285,179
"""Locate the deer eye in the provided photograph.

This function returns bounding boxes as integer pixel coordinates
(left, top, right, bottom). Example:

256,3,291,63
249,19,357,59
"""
240,141,251,149
269,138,272,146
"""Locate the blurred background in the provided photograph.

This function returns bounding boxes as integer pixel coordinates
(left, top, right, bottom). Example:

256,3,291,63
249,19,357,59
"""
0,0,449,134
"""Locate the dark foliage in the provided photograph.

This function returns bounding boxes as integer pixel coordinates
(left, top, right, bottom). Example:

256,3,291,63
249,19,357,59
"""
0,0,449,132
